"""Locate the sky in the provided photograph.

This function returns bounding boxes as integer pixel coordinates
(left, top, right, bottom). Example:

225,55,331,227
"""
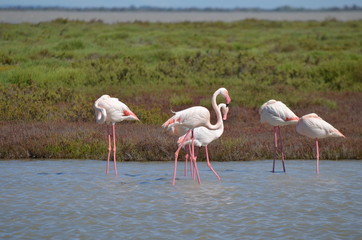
1,0,361,9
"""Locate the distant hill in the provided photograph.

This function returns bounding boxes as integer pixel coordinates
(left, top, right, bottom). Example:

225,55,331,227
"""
1,5,361,12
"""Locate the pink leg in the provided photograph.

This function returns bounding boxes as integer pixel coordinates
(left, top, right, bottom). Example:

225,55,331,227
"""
112,124,118,176
205,146,221,180
184,145,190,176
315,138,320,174
272,126,278,173
183,144,195,179
187,145,195,179
192,147,199,181
106,125,112,175
190,134,201,184
172,130,191,185
190,146,194,179
278,126,286,172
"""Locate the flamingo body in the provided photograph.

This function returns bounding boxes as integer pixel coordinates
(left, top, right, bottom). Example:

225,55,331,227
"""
163,106,214,131
296,113,345,139
259,99,299,172
180,126,223,147
94,95,139,176
296,113,345,174
259,99,299,126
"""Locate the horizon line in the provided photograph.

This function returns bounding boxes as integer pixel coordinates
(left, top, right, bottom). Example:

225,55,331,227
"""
1,5,362,12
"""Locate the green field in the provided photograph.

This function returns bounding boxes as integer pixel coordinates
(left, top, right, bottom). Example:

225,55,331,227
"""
0,19,361,160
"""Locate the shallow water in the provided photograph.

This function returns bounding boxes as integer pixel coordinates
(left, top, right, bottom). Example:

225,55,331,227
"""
0,10,361,23
1,160,361,239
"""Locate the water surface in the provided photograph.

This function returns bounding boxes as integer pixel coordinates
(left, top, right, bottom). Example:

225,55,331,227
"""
0,10,361,23
1,160,361,239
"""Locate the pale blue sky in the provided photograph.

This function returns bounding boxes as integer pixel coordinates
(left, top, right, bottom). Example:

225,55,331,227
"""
1,0,361,9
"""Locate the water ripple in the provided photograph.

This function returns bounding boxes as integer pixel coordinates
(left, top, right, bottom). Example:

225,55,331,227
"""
1,160,362,239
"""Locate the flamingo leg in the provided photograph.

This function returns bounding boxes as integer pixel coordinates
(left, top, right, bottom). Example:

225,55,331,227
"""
106,125,112,175
173,130,191,185
112,123,118,176
278,126,286,172
272,126,278,173
192,147,199,181
187,145,195,179
189,146,194,178
189,135,195,180
205,146,221,180
184,145,190,176
315,138,320,174
191,130,201,184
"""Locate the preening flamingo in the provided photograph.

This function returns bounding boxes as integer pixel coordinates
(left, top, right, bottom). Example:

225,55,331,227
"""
296,113,345,174
179,103,229,182
94,95,139,176
162,87,231,185
259,100,299,172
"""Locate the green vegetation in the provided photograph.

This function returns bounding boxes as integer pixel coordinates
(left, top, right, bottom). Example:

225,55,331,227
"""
0,19,361,160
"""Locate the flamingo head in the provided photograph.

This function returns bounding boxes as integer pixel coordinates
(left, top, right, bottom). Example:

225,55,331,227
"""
259,99,277,115
218,87,231,105
219,103,229,121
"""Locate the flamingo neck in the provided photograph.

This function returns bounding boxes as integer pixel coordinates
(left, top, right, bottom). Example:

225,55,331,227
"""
205,90,223,130
94,101,107,124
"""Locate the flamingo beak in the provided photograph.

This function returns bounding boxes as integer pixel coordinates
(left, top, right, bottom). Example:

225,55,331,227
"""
225,95,231,105
223,107,229,121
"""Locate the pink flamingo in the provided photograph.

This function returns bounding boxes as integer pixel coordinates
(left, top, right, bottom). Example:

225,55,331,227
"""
259,100,299,172
296,113,345,174
94,95,139,176
162,88,231,185
179,103,229,182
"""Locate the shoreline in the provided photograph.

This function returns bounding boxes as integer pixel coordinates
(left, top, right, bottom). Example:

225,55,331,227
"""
0,10,361,23
0,158,359,161
0,120,358,161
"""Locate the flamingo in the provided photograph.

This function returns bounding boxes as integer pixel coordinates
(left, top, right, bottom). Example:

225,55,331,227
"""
296,113,345,174
162,87,231,185
179,103,229,181
94,95,139,176
259,99,299,172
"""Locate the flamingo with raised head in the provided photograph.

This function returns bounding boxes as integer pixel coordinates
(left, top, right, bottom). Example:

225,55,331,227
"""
94,95,139,176
296,113,345,174
259,99,299,172
162,88,231,185
180,103,229,182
